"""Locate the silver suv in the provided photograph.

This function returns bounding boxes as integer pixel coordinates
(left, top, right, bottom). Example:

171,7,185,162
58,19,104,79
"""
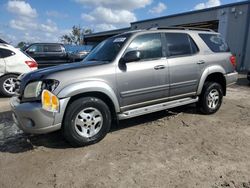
11,28,238,146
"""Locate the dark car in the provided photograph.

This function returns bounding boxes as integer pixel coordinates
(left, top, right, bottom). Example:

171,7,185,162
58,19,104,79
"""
23,43,83,68
247,71,250,82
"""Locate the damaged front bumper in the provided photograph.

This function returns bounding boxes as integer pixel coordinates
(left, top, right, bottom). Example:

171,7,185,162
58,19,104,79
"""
10,96,70,134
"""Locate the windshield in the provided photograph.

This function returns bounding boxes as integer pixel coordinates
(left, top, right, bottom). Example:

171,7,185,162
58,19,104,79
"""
84,33,131,62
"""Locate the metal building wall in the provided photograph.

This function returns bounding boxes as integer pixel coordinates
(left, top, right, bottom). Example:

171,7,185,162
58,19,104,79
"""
131,10,218,29
222,4,249,71
241,4,250,71
244,19,250,71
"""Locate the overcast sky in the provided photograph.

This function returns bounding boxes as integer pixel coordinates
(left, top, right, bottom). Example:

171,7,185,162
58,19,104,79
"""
0,0,244,44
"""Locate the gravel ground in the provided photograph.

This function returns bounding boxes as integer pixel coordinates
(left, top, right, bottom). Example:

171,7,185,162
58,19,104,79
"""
0,77,249,188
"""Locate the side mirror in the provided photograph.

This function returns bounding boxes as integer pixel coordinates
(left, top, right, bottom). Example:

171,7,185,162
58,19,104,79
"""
121,50,141,63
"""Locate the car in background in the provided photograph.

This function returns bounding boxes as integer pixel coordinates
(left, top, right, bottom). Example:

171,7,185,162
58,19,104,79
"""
247,71,250,82
0,43,37,97
23,43,84,68
75,50,90,60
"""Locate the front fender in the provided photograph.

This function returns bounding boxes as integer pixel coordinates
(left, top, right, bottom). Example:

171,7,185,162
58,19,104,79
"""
197,65,226,95
57,81,120,112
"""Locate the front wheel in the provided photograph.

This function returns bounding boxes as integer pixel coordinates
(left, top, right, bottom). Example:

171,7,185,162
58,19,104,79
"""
199,82,223,114
63,97,111,147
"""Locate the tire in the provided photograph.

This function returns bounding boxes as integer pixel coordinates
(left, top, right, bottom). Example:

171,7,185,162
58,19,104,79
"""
63,97,111,147
199,82,223,115
0,74,18,97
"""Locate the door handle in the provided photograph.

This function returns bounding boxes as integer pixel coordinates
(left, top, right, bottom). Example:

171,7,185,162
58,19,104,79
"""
197,60,205,65
154,65,165,70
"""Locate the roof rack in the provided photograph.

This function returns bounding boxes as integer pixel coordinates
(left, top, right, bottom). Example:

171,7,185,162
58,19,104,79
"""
147,26,214,32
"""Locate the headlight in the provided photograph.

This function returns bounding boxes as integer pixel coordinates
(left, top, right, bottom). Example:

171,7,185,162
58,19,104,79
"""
23,81,42,98
23,79,59,99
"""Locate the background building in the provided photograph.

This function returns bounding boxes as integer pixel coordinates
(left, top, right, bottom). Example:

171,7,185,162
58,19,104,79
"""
84,1,250,71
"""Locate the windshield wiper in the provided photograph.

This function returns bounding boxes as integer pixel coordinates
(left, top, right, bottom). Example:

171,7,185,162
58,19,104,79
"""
87,58,111,62
101,59,112,62
87,58,100,61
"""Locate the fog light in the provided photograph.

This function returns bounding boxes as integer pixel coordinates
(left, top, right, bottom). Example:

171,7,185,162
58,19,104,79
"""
42,90,59,112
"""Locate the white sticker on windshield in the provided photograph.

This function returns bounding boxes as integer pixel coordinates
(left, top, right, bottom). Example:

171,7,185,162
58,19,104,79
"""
113,37,126,43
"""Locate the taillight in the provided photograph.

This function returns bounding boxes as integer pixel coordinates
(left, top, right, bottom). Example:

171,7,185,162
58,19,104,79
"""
25,60,38,68
230,55,236,69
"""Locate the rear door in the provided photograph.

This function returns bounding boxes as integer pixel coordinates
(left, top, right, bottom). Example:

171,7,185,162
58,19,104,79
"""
165,32,201,98
117,33,169,110
43,44,67,66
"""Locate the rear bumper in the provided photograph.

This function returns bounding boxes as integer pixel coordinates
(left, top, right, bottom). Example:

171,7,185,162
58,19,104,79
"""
225,72,238,86
10,96,70,134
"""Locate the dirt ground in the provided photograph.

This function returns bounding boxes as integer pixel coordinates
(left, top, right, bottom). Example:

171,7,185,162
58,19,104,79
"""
0,76,250,188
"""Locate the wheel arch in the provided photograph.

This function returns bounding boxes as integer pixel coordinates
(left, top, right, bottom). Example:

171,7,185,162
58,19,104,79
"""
60,91,118,130
0,72,20,79
57,81,120,113
197,65,227,96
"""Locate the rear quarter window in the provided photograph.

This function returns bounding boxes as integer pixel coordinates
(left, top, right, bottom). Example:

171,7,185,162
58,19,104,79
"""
0,48,15,58
199,34,229,52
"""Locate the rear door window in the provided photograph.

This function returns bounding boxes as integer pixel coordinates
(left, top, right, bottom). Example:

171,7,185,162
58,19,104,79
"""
165,33,199,57
125,33,162,60
44,45,62,53
199,34,229,52
0,48,15,58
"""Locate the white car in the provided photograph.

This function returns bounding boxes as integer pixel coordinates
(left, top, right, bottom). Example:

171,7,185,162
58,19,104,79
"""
0,43,38,96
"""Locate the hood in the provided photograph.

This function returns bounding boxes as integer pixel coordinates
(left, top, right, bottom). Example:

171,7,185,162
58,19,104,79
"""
19,61,106,93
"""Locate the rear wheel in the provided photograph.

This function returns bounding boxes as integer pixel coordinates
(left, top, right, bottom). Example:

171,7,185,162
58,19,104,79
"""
199,82,223,114
0,74,18,97
63,97,111,147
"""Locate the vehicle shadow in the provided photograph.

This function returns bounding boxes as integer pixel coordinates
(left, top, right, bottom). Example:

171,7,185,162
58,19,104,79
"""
236,77,250,87
0,104,199,153
0,92,9,98
0,130,71,154
112,103,198,132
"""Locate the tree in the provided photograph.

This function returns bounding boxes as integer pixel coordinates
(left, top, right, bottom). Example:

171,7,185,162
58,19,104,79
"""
61,34,72,44
17,41,26,49
61,25,93,45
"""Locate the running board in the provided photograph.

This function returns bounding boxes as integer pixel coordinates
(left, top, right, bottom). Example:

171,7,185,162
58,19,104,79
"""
118,97,199,120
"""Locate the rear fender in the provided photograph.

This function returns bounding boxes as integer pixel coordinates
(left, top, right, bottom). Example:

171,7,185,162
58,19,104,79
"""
197,65,226,95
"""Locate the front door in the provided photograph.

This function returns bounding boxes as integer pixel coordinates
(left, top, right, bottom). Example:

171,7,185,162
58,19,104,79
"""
43,44,66,66
117,33,169,110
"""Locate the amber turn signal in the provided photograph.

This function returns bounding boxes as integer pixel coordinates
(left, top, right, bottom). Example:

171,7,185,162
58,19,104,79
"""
41,90,59,112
